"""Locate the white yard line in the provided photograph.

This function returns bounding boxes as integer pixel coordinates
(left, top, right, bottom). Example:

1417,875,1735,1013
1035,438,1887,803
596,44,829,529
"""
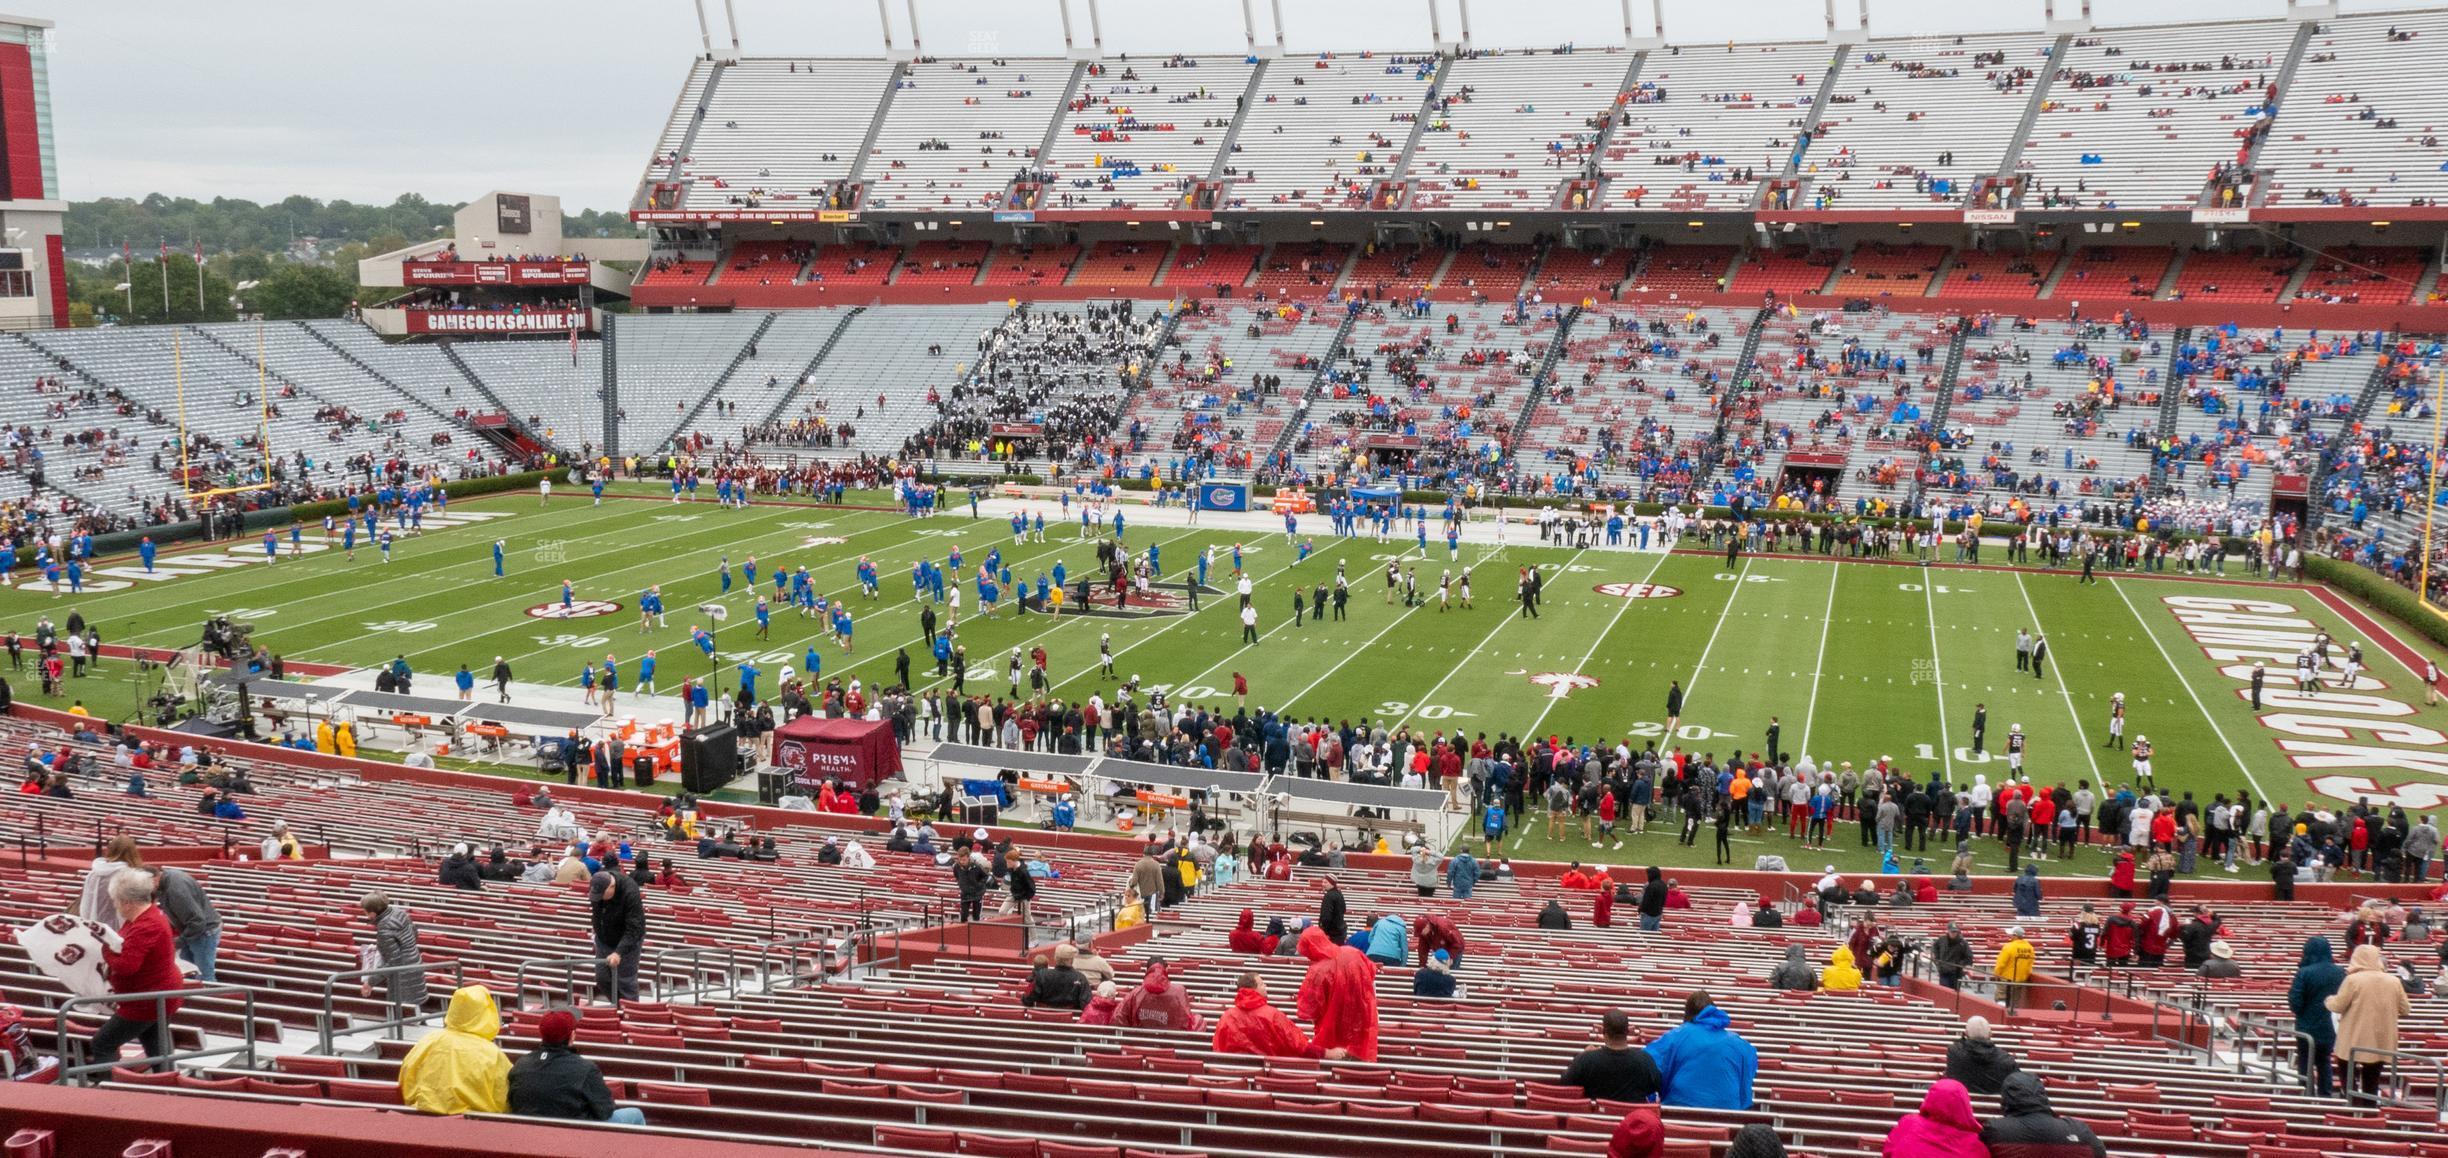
1681,556,1749,700
1520,548,1673,740
1394,548,1591,731
1796,562,1839,761
1922,578,1954,780
2013,571,2104,785
2110,576,2265,800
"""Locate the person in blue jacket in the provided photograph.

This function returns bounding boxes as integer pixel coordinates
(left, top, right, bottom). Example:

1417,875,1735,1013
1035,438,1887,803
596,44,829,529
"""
2011,863,2042,918
1364,914,1408,968
1446,849,1481,899
2287,936,2344,1097
1645,991,1758,1110
1481,800,1507,856
1050,796,1076,832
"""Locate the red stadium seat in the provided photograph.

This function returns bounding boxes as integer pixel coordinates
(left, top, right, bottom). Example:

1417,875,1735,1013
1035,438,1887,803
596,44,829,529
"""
634,1082,711,1106
742,1054,806,1073
874,1127,959,1154
1036,1144,1120,1158
322,1079,402,1105
958,1136,1040,1158
109,1068,182,1087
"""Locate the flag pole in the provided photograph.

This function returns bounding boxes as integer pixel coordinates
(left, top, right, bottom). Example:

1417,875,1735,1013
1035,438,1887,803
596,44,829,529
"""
195,241,206,317
158,240,169,315
121,241,131,317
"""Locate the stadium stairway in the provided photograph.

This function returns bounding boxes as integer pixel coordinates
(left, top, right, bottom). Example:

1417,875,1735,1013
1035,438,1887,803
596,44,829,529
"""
665,313,777,448
844,60,909,187
1993,34,2070,200
2304,347,2403,531
2145,327,2191,493
1204,57,1272,183
1256,304,1362,469
2218,20,2313,210
300,322,521,452
745,306,867,433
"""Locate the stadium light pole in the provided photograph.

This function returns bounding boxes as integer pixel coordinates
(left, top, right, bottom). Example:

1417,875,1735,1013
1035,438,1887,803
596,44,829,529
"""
690,0,712,57
1456,0,1471,50
1269,0,1285,55
1427,0,1443,50
1085,0,1102,57
721,0,740,55
904,0,923,56
1240,0,1256,55
877,0,896,55
1058,0,1076,53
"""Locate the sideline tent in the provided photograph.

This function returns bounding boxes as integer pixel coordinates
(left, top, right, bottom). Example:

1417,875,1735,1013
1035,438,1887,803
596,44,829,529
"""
773,716,902,791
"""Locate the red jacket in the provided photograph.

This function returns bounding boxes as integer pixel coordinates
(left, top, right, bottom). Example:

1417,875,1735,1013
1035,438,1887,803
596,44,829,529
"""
1295,926,1379,1061
1212,988,1316,1058
1112,963,1204,1033
103,905,185,1021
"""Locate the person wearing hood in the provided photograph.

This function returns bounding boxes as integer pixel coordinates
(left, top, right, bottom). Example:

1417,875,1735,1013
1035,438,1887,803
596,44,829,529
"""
1637,865,1668,931
1882,1078,1988,1158
1418,912,1466,971
1606,1104,1665,1158
1822,946,1863,991
2289,936,2345,1096
1944,1016,2020,1095
1538,897,1574,930
1317,876,1348,944
2011,864,2042,917
508,1008,644,1124
1227,908,1274,954
2107,849,2136,898
1447,849,1481,899
1979,1072,2104,1157
1413,949,1458,998
1645,990,1758,1110
1931,923,1974,990
2136,904,2175,967
2102,903,2139,965
1769,945,1818,991
840,840,876,870
1993,927,2036,1011
2329,942,2412,1101
1080,981,1121,1026
1296,924,1380,1061
398,985,511,1115
1727,1125,1789,1158
1364,913,1408,967
1112,957,1204,1031
1212,971,1333,1059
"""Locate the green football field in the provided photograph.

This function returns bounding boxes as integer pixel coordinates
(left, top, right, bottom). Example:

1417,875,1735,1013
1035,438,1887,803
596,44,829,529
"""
12,482,2448,880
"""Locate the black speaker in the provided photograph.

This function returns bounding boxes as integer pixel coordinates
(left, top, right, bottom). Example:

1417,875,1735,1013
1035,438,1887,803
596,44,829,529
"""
680,724,739,793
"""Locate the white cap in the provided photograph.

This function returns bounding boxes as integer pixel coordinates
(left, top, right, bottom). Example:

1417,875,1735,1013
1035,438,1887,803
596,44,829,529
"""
974,828,989,840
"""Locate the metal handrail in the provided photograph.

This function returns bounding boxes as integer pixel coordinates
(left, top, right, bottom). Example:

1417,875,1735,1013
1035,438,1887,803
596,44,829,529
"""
56,984,258,1084
2344,1045,2448,1112
510,955,604,1011
649,943,742,1003
2232,1012,2316,1095
316,959,463,1053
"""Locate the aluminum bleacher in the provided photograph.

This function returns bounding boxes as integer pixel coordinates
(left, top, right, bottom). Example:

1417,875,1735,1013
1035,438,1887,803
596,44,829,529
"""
1940,317,2164,513
1041,56,1250,211
1607,42,1833,212
436,334,606,453
2015,19,2292,211
754,304,1012,458
865,58,1072,211
1135,302,1342,471
675,310,853,448
2259,8,2448,209
1407,48,1630,212
1225,53,1438,211
656,58,894,214
1810,32,2052,209
609,314,768,454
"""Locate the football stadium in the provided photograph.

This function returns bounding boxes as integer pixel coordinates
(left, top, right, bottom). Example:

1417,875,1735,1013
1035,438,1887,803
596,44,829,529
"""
8,0,2448,1153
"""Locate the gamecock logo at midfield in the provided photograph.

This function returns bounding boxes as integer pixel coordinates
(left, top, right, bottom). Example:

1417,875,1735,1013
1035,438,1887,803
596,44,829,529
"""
1528,672,1601,701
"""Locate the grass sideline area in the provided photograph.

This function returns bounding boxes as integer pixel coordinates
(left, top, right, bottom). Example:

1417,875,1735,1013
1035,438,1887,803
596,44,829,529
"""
11,482,2448,881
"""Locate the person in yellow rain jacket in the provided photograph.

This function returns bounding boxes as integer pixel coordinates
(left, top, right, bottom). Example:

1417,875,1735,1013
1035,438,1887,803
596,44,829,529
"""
334,720,358,758
1993,926,2037,1011
314,719,336,754
1821,946,1863,991
399,985,511,1115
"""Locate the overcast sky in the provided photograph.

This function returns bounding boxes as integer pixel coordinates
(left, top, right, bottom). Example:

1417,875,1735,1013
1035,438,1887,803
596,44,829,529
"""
31,0,2443,213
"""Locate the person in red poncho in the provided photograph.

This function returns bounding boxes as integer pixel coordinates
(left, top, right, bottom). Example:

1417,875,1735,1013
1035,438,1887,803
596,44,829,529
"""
2107,850,2137,898
2102,902,2138,965
1593,884,1616,928
1226,908,1275,955
1213,972,1336,1059
1112,958,1204,1032
1296,924,1379,1061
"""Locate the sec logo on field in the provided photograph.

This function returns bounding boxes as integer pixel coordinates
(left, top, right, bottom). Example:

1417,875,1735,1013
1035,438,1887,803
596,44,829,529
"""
1595,582,1682,599
526,600,624,620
